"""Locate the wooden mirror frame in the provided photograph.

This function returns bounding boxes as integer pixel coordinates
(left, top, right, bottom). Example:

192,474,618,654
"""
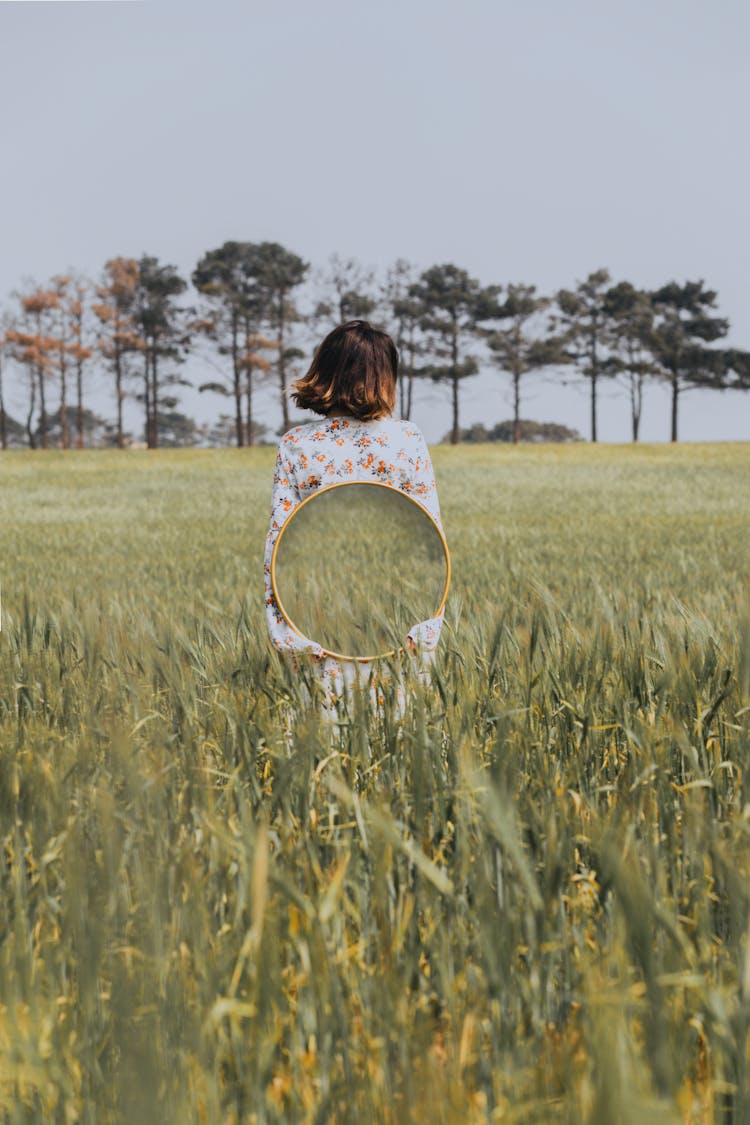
270,480,451,663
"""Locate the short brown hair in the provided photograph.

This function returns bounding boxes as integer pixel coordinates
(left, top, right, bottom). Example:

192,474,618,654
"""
291,320,398,421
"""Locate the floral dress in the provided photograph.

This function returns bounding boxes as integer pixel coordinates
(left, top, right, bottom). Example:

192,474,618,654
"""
263,415,445,710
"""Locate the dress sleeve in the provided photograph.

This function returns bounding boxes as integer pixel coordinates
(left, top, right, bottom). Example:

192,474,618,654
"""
263,443,325,657
404,432,446,655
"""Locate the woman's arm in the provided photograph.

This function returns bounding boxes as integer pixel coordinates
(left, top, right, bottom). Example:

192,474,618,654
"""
404,432,446,655
264,444,325,657
406,612,445,657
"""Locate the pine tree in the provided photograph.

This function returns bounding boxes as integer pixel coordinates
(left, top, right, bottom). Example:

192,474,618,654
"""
134,255,190,449
555,269,613,442
192,241,267,447
92,259,143,449
602,282,658,442
648,281,729,442
409,264,500,445
484,284,564,445
381,259,423,420
254,242,309,432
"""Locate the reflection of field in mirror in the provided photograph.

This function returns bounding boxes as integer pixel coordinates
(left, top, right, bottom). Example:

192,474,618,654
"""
0,444,749,1121
274,483,447,656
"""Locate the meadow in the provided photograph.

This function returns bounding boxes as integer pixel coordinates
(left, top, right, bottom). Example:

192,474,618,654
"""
0,443,749,1123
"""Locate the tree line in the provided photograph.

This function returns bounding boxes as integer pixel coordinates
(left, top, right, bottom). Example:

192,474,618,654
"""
1,244,749,450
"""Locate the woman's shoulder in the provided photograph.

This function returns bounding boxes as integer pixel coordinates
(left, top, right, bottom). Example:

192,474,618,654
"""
379,417,429,451
390,417,427,441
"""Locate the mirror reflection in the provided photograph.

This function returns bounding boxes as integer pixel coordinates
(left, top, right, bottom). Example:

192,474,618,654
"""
271,482,449,661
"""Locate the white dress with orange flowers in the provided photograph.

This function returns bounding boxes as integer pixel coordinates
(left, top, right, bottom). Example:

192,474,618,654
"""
263,415,445,711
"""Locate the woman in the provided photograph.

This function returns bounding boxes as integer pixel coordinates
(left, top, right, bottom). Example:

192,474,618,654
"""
263,320,445,709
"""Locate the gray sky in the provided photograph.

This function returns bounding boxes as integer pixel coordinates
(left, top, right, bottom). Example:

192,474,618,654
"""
2,0,749,443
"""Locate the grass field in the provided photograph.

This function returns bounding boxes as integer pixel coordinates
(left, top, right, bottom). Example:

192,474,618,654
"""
1,443,749,1123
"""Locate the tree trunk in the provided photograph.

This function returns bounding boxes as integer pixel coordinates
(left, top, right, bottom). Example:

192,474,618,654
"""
151,349,159,449
60,352,69,449
631,375,642,443
231,319,243,448
57,313,70,450
513,369,521,445
246,367,254,446
450,323,460,445
115,352,124,448
38,365,48,449
233,372,243,447
450,375,459,445
75,314,85,448
143,354,152,448
589,329,599,443
405,335,415,420
512,321,522,445
26,373,37,450
76,360,84,448
671,375,679,442
278,295,289,431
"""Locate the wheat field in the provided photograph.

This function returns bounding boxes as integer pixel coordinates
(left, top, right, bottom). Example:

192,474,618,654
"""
0,443,748,1123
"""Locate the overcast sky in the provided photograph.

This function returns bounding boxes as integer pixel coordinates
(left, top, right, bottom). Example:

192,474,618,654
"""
2,0,748,443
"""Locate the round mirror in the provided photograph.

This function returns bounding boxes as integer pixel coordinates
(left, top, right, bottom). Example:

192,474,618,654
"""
271,481,450,662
